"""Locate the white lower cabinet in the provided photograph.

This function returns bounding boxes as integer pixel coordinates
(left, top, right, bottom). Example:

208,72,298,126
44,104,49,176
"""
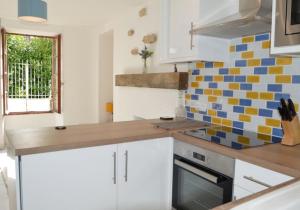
20,138,173,210
233,160,293,199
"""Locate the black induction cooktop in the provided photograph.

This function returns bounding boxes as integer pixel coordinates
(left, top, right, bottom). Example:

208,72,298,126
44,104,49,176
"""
183,126,282,150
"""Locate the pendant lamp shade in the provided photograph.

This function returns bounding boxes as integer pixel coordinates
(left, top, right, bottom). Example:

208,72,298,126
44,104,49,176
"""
18,0,47,23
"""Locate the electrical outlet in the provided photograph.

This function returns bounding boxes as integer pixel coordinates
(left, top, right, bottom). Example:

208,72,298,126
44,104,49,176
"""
190,101,208,112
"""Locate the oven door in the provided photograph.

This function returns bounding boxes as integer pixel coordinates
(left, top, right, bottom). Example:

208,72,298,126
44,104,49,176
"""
172,155,233,210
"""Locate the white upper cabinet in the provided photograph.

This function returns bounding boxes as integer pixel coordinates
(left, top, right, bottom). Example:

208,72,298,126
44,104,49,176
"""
160,0,231,63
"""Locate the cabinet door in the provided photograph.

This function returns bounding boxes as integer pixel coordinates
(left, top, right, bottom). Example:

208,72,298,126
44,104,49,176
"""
117,138,173,210
21,145,117,210
167,0,200,60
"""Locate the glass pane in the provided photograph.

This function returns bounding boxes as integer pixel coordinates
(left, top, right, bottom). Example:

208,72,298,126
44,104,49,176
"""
291,0,300,25
175,167,223,210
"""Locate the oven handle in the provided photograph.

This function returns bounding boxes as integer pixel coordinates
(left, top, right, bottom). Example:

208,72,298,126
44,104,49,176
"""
174,159,218,184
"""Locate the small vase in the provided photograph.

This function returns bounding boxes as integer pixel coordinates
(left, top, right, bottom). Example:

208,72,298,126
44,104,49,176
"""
142,59,148,74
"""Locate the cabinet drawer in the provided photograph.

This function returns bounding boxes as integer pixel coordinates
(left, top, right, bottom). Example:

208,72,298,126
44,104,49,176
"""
234,160,293,193
233,185,252,200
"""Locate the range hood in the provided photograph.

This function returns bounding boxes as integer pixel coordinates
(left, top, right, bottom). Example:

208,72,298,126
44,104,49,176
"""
192,0,273,39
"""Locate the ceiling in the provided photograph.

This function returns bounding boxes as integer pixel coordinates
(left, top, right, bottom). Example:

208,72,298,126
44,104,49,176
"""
0,0,147,26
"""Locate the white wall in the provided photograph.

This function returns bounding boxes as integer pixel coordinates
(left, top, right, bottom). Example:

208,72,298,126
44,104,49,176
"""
0,19,100,133
109,0,188,121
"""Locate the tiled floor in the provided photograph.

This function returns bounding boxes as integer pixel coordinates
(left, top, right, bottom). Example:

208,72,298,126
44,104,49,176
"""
0,172,9,210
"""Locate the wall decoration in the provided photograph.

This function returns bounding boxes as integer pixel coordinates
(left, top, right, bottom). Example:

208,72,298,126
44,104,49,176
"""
131,48,139,55
128,29,135,36
143,33,157,44
139,8,147,17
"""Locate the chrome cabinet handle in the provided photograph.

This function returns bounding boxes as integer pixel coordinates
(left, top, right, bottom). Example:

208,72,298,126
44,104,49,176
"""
190,22,195,50
243,176,271,188
113,152,116,184
124,150,128,182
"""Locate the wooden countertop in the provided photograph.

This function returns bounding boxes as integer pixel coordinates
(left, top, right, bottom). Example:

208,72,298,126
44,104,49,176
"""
5,119,300,210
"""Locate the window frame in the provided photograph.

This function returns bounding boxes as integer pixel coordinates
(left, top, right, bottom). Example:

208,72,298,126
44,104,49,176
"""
1,29,62,115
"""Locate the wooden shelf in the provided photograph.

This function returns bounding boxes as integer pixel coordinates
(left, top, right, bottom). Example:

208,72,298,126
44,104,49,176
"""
115,72,188,90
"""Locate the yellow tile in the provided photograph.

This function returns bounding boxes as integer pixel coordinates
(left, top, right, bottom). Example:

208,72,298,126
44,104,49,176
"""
208,96,217,102
265,118,281,127
275,75,292,83
222,119,232,127
242,36,254,43
247,75,260,83
208,109,217,116
229,83,240,90
245,107,258,115
185,94,191,100
246,92,259,99
228,98,239,105
247,59,261,66
207,128,217,136
196,76,204,81
269,66,283,74
190,107,198,113
213,89,223,96
276,57,293,65
214,62,224,68
191,82,199,88
196,62,205,68
229,45,235,52
241,51,254,59
260,92,274,100
257,133,271,141
295,103,299,112
238,136,250,144
258,125,272,135
229,68,241,75
262,41,271,49
212,117,222,125
204,89,213,95
214,75,224,82
222,126,232,132
239,114,251,122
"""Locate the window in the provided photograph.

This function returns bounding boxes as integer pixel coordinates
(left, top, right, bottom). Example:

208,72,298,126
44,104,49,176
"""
1,29,61,115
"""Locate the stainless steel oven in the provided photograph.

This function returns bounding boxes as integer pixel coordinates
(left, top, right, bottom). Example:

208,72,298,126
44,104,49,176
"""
172,141,234,210
274,0,300,47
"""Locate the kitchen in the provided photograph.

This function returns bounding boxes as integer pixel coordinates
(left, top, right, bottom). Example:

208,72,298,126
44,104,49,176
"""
1,0,300,210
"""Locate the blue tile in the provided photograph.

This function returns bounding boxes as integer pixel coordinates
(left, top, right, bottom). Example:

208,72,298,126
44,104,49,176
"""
233,106,245,113
292,75,300,83
254,67,268,74
211,136,221,144
212,103,222,110
240,99,252,106
192,69,200,75
259,109,273,117
191,95,199,100
261,58,275,66
235,76,246,82
272,136,282,143
275,93,290,101
195,89,203,95
233,121,244,129
223,90,233,97
185,106,191,112
216,131,226,138
235,60,247,67
187,112,194,119
267,84,282,92
203,115,212,123
224,76,234,82
217,111,227,118
231,142,243,150
236,44,248,52
273,128,283,137
219,68,229,75
205,62,214,68
232,128,244,135
204,76,213,81
240,83,253,90
255,33,270,41
209,83,218,89
267,101,281,109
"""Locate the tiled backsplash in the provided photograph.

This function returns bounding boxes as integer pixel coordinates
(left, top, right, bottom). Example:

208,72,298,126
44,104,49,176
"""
185,33,300,137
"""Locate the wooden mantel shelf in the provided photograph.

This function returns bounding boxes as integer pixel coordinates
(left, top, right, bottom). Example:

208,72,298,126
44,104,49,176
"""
115,72,188,90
